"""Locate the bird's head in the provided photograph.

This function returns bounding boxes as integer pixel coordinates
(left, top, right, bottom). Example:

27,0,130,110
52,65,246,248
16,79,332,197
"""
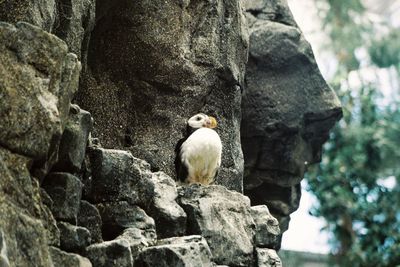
187,113,218,129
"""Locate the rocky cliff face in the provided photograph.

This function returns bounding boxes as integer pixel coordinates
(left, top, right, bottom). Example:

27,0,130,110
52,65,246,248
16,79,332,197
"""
0,0,341,266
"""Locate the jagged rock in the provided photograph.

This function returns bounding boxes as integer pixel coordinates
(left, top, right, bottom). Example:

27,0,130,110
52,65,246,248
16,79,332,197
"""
39,188,61,246
0,148,53,266
0,230,10,267
77,0,248,192
116,227,156,260
85,239,133,267
250,205,280,249
135,235,213,267
256,248,282,267
53,105,93,173
241,0,341,234
146,172,186,238
0,22,80,163
53,0,95,62
86,148,147,204
42,172,83,224
58,222,91,253
0,0,56,31
78,200,103,243
87,147,186,238
178,185,255,267
96,202,156,243
49,246,92,267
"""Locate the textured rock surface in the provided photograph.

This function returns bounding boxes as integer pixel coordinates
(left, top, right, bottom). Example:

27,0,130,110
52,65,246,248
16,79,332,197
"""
78,200,103,243
241,0,342,231
0,148,53,266
58,221,91,253
251,205,281,249
42,172,83,223
178,185,255,266
135,235,213,267
53,105,93,173
85,239,133,267
256,248,282,267
0,22,80,162
77,0,248,192
49,246,92,267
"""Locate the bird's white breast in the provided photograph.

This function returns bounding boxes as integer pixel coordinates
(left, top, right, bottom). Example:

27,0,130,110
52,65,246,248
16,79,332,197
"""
180,128,222,183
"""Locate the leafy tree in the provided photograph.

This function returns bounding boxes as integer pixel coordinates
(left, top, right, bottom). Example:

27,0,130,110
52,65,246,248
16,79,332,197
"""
306,1,400,266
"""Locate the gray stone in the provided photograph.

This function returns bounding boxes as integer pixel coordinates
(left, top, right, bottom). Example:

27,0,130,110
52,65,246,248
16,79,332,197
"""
42,172,83,223
178,185,255,267
256,248,282,267
53,105,93,173
146,172,187,238
135,235,213,267
96,202,156,243
78,200,103,243
86,148,147,204
116,227,157,260
0,230,10,267
87,147,186,238
58,221,91,253
0,22,80,163
85,239,133,267
0,0,56,31
0,148,53,266
53,0,95,62
77,0,248,192
250,205,280,249
241,0,341,235
50,246,92,267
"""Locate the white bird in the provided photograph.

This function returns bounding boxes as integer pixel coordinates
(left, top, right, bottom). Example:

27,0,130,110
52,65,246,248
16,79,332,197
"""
177,113,222,185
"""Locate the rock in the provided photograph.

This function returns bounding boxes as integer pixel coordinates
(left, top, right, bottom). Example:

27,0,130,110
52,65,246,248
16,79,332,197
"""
178,185,255,267
248,183,301,234
86,148,148,204
0,0,56,31
146,172,187,238
77,0,248,192
135,235,213,267
96,202,156,243
58,221,91,253
87,147,186,238
53,0,95,62
241,0,341,234
78,200,103,243
256,248,282,267
52,105,93,173
250,205,280,249
85,239,133,267
116,227,156,260
0,230,10,267
49,246,92,267
42,172,83,223
0,148,53,266
0,22,80,163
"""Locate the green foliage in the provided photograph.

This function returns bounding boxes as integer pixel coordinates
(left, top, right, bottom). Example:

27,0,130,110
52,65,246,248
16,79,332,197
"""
307,1,400,266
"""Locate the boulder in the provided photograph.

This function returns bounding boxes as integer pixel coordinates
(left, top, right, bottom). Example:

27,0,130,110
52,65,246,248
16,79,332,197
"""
178,185,255,267
78,200,103,243
52,105,93,173
241,0,341,233
135,235,213,267
49,246,92,267
58,222,91,253
85,239,133,267
250,205,280,249
42,172,83,224
256,248,282,267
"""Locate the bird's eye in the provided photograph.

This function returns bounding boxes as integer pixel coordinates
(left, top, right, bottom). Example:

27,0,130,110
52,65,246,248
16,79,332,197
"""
196,117,201,121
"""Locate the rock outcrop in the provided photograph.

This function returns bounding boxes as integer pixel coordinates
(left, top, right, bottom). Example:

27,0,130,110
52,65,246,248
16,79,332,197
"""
0,0,341,266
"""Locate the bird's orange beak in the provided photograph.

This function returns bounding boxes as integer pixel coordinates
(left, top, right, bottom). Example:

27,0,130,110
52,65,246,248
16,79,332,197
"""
207,116,218,129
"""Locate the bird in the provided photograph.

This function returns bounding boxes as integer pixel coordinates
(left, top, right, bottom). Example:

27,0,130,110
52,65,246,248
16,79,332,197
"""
176,113,222,185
